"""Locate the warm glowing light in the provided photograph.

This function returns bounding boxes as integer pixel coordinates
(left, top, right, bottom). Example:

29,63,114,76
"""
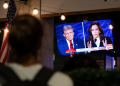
114,60,116,66
5,28,9,33
60,15,66,21
3,2,8,9
109,24,113,29
33,8,38,15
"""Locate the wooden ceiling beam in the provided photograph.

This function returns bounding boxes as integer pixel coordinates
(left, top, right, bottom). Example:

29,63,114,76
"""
41,7,120,18
0,18,6,22
1,7,120,19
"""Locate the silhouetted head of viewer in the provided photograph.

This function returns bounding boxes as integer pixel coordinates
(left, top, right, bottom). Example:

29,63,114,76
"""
8,14,43,65
61,54,99,72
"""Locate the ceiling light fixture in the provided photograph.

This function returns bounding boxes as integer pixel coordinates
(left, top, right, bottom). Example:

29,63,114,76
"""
33,8,38,15
60,14,66,21
3,1,8,9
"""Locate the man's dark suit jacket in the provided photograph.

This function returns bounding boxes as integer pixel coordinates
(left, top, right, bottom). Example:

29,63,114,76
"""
57,38,85,55
86,36,112,48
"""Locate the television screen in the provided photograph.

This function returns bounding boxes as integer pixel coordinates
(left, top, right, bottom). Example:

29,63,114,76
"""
55,19,114,55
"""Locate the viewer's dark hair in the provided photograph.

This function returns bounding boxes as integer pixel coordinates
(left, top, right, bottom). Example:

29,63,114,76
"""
87,22,105,42
8,14,43,63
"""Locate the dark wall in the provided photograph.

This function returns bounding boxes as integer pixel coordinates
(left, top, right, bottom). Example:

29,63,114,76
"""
0,22,4,50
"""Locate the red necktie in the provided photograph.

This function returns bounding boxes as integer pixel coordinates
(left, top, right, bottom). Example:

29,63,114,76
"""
69,40,74,55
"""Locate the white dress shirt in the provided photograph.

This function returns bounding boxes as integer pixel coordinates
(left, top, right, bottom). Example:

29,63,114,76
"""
66,39,74,49
94,37,100,47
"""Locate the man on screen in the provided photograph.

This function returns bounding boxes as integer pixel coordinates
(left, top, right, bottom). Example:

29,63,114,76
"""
57,25,84,55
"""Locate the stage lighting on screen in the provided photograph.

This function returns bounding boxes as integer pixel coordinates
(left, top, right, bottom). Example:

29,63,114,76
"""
109,24,113,29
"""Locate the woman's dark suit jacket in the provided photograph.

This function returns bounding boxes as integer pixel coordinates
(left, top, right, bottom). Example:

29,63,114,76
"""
86,36,112,48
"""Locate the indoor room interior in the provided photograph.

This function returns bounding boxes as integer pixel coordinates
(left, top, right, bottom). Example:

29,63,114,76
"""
0,0,120,71
1,0,120,85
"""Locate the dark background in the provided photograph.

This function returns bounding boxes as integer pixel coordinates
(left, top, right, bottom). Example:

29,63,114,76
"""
0,22,4,49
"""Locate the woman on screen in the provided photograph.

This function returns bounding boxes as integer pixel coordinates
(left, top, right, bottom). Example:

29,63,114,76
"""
86,22,112,48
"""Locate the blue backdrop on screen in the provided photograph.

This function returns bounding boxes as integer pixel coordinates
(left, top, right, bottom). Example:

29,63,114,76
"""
55,19,113,46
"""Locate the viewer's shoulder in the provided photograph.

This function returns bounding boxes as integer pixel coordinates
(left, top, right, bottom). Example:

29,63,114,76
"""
48,71,73,86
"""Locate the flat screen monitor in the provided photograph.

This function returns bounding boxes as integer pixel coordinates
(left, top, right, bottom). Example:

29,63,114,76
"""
55,19,114,55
